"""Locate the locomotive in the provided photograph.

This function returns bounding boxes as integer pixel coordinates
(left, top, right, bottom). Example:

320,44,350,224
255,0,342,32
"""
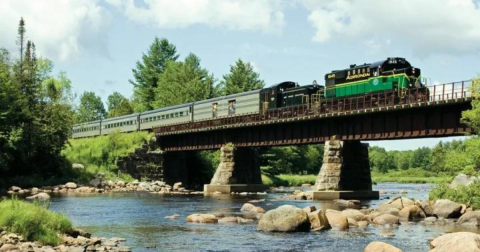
72,57,426,138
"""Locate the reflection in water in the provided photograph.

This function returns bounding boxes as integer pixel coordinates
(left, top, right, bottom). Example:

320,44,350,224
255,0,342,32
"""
47,183,476,252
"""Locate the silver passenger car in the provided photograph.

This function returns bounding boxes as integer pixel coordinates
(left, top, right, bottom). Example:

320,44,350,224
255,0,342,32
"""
72,120,102,138
139,103,193,130
101,113,139,135
193,90,260,121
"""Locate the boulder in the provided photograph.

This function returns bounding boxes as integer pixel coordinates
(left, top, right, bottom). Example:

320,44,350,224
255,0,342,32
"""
116,181,125,187
257,205,310,232
138,182,151,191
173,182,182,191
430,232,480,252
303,206,316,213
218,217,240,223
72,163,84,169
364,241,403,252
347,218,358,227
89,179,101,187
433,199,462,218
31,187,39,194
75,187,95,193
325,211,349,231
65,182,77,189
308,209,331,231
373,214,400,225
9,186,21,192
398,205,426,221
416,199,435,216
106,180,115,187
334,199,360,207
450,173,478,189
240,203,265,213
186,214,218,223
385,197,414,210
376,204,400,216
341,209,368,222
457,211,480,226
357,221,369,228
26,192,50,200
0,244,18,251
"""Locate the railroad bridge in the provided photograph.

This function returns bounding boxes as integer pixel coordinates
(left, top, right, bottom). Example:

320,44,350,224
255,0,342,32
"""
126,81,474,199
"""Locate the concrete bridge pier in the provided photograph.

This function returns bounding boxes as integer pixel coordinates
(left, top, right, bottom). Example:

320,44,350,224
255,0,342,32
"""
204,146,268,194
313,140,379,200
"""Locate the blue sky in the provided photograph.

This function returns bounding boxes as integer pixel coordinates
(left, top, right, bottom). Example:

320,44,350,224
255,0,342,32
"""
1,0,479,150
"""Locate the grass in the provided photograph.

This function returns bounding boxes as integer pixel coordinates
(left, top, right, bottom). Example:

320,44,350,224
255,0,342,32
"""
430,181,480,209
0,198,73,245
62,131,153,182
262,174,317,187
371,168,452,184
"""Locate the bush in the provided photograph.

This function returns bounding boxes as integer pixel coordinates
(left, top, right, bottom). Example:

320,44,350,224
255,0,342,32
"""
429,181,480,209
62,131,152,182
261,174,316,187
0,198,73,245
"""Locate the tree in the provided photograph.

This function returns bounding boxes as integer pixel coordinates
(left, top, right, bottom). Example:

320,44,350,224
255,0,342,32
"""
76,91,106,123
429,142,446,172
107,92,133,118
130,37,179,112
153,53,214,108
369,146,395,173
217,59,265,96
461,75,480,133
410,147,431,169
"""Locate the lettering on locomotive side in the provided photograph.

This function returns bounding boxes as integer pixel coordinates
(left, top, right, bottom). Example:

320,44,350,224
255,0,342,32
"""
327,74,335,79
346,73,370,80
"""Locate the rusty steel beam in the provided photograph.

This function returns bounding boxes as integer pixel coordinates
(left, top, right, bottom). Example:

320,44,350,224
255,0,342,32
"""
157,102,472,152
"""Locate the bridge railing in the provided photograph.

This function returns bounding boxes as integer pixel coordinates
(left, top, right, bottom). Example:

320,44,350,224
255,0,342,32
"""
153,81,472,135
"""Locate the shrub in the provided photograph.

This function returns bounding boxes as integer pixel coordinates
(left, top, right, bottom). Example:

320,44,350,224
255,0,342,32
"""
0,198,73,245
429,181,480,209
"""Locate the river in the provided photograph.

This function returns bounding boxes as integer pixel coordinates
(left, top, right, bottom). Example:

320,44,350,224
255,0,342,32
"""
47,183,474,252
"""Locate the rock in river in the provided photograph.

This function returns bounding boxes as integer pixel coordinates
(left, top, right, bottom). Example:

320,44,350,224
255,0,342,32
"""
398,205,426,221
325,210,349,231
373,214,400,225
257,205,310,232
364,241,403,252
308,209,331,231
457,211,480,226
65,182,77,189
433,199,462,218
429,232,480,252
26,192,50,200
186,214,218,224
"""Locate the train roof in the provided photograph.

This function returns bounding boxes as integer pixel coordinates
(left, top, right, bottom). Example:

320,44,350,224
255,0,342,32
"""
73,120,102,128
194,89,261,105
328,57,411,73
102,113,140,122
140,103,194,116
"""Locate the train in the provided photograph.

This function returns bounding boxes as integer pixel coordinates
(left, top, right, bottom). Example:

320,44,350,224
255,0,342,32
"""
72,57,427,138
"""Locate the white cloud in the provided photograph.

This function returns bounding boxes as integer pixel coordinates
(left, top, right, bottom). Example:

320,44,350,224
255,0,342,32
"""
0,0,111,61
249,61,260,73
106,0,286,33
302,0,480,56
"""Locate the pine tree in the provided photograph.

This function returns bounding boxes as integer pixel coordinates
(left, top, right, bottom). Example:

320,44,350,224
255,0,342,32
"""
217,59,265,96
130,37,179,112
153,53,214,108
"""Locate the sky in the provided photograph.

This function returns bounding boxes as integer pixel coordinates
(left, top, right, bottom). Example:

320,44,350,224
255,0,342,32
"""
0,0,479,150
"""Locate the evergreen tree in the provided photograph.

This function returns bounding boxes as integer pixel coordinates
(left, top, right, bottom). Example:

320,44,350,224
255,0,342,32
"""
217,59,265,96
130,37,179,112
76,91,106,123
153,53,214,108
107,92,133,118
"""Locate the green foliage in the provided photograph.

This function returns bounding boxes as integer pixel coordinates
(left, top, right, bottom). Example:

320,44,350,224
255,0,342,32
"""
261,174,317,187
62,131,152,181
371,169,451,184
0,198,73,245
260,145,323,176
0,19,75,179
430,181,480,209
153,53,214,108
216,59,265,96
461,75,480,133
107,92,133,118
76,91,106,123
369,146,395,173
130,37,179,112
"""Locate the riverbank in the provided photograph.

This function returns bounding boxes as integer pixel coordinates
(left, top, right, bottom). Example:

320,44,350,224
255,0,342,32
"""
371,169,452,184
0,199,131,251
